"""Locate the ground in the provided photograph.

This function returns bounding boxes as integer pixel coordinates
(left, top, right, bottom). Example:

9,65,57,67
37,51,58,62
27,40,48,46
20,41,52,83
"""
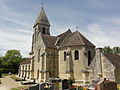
0,76,30,90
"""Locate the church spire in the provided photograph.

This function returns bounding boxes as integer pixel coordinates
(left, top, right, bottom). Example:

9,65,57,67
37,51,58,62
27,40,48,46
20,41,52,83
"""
33,7,50,35
34,7,50,27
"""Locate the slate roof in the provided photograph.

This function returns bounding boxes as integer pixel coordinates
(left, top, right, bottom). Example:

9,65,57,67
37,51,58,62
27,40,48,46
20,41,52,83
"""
34,7,50,27
41,34,57,48
20,59,31,65
104,54,120,69
56,29,72,46
40,29,95,48
59,31,95,47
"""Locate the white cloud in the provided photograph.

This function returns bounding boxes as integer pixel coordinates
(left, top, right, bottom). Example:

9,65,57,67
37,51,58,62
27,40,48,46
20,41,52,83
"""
82,24,120,47
100,17,120,26
86,24,105,34
0,16,31,28
0,0,33,57
0,0,33,26
0,0,120,57
0,27,32,57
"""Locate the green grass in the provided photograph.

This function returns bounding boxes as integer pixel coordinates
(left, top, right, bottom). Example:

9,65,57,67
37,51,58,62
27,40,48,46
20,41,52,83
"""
2,74,20,80
2,73,10,76
10,86,28,90
10,74,20,80
1,74,21,81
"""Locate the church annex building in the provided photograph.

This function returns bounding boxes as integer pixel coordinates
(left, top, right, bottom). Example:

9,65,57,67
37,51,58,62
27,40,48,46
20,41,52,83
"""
18,7,120,86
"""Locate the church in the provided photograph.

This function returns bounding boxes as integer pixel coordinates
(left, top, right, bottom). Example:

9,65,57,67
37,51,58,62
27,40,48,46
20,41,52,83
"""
18,7,120,86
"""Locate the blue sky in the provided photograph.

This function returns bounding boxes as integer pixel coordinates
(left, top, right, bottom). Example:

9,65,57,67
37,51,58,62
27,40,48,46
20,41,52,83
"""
0,0,120,57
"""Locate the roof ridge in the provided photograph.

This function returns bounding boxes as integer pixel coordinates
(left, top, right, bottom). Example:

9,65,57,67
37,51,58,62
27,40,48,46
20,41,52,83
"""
56,29,72,46
58,30,95,48
75,31,85,45
54,37,59,46
67,32,78,46
59,32,73,46
57,29,71,37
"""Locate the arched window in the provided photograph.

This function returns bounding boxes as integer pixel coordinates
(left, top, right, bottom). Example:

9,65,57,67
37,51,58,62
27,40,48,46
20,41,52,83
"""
88,51,92,66
42,27,46,34
75,50,79,60
37,69,39,79
64,52,67,61
38,49,40,62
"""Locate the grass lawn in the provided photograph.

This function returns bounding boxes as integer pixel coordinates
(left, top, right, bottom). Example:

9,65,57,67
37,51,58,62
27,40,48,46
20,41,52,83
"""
2,73,11,76
2,74,21,81
10,86,28,90
2,74,20,80
10,74,20,80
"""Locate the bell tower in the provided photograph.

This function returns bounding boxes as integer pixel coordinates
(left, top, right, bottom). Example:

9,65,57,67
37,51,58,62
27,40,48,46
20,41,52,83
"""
33,7,50,35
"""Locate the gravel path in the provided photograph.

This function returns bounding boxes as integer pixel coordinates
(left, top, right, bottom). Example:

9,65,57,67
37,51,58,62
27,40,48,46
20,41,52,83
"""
0,76,24,90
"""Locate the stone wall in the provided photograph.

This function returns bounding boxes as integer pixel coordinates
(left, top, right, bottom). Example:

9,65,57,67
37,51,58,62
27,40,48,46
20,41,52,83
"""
102,56,115,81
18,64,31,79
33,34,46,83
58,45,95,83
89,48,116,82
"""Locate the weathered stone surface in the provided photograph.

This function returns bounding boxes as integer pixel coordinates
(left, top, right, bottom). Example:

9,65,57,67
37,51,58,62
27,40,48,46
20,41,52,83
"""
18,7,120,85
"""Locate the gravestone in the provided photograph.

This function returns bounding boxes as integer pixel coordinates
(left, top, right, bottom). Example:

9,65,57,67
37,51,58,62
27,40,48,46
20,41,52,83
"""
97,79,117,90
29,83,54,90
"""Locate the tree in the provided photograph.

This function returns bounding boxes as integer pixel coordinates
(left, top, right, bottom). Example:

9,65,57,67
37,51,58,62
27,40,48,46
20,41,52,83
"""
0,49,25,73
112,47,120,54
102,46,113,54
102,46,120,54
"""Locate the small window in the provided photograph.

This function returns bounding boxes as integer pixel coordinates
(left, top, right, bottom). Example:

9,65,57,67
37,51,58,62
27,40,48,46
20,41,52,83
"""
75,50,79,60
37,69,39,79
88,51,92,66
38,49,40,62
42,27,46,34
64,52,67,61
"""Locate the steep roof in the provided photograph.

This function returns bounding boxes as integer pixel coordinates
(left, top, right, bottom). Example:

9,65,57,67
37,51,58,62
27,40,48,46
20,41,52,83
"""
41,34,57,48
34,7,50,27
20,59,31,65
56,29,72,46
40,30,95,48
104,54,120,69
59,31,95,47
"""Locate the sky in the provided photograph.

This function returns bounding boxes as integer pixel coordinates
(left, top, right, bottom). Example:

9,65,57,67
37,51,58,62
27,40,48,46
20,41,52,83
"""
0,0,120,57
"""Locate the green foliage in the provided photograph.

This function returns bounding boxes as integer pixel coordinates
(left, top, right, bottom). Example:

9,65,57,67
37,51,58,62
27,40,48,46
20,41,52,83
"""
0,49,26,74
10,74,20,80
10,86,28,90
113,47,120,53
5,50,22,58
102,46,113,54
102,46,120,54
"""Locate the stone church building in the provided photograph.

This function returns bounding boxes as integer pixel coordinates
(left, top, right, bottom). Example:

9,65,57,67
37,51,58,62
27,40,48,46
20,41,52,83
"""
18,7,120,85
